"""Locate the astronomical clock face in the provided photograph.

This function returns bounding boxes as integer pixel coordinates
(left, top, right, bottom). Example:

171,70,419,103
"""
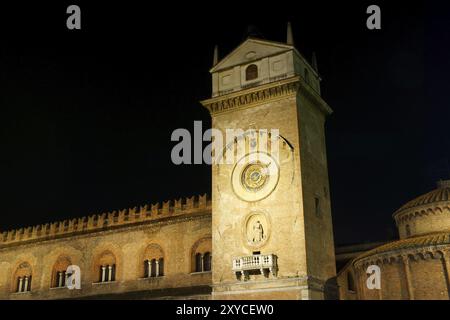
241,162,269,192
231,152,280,202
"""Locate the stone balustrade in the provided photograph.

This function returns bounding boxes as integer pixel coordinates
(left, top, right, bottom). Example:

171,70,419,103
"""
232,254,277,280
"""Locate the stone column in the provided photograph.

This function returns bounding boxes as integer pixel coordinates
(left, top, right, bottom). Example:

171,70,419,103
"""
108,265,113,282
24,276,29,292
155,260,160,277
18,277,23,293
58,271,63,287
402,255,414,300
101,266,106,282
200,254,204,272
147,260,151,278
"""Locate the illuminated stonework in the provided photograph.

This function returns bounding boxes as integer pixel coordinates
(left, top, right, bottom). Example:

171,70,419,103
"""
337,180,450,300
0,34,336,301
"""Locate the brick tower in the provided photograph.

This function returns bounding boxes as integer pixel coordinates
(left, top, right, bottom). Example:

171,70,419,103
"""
201,24,336,299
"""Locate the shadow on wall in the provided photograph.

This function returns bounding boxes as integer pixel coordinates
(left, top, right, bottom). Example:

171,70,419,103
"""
324,277,339,300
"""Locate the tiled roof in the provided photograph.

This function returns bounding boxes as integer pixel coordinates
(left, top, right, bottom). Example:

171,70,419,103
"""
354,232,450,261
394,181,450,216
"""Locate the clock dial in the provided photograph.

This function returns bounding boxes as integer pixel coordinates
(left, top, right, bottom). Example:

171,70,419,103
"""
231,152,279,202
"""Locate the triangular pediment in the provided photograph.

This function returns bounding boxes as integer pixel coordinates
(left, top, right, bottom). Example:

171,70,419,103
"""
210,38,294,73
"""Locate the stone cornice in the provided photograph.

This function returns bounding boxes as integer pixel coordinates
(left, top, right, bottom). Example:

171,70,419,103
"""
211,275,327,292
201,76,301,116
354,245,450,269
394,203,450,225
201,76,332,117
351,233,450,269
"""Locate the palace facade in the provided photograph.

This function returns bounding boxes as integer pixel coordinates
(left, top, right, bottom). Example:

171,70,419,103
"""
0,195,212,299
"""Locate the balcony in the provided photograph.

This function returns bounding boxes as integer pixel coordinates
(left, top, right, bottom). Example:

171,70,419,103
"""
232,254,277,281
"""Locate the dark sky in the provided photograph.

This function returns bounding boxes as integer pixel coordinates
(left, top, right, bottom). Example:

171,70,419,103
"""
0,1,447,245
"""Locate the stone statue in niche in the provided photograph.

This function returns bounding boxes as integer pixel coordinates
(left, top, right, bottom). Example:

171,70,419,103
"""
244,212,269,247
252,220,264,243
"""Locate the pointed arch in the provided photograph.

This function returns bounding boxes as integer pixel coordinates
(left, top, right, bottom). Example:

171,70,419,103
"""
12,262,33,293
191,237,212,273
93,250,117,283
140,243,165,278
51,255,72,288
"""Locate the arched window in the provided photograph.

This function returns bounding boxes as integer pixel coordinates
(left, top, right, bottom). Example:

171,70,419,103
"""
245,64,258,81
95,251,116,283
150,259,156,277
191,237,212,273
195,253,202,272
203,252,212,272
347,272,356,293
144,259,149,277
158,258,164,276
98,264,116,283
13,262,32,293
142,244,164,278
405,224,411,237
51,256,71,288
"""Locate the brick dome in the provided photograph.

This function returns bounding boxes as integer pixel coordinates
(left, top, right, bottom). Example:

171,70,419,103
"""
393,180,450,239
394,180,450,215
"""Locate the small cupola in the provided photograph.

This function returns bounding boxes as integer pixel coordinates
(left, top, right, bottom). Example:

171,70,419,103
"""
393,180,450,239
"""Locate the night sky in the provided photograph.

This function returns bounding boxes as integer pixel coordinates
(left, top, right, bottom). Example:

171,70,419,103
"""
0,1,447,245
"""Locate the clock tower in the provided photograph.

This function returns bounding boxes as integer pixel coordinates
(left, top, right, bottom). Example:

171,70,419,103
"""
201,26,336,300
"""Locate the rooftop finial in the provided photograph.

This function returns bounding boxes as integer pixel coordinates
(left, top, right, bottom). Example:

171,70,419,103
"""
213,45,219,67
287,22,294,46
312,52,318,72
